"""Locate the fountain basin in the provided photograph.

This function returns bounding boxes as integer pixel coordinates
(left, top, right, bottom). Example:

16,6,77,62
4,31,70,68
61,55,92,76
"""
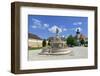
39,48,72,55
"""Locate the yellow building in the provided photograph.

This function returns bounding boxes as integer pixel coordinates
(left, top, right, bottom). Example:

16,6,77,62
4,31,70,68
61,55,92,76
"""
28,33,43,48
28,38,43,48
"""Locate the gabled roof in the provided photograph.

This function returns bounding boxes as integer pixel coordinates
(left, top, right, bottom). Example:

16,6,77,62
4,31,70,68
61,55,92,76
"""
28,33,42,40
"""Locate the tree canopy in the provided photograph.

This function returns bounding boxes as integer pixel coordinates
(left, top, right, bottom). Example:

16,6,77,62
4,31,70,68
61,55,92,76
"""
42,39,46,47
66,35,77,46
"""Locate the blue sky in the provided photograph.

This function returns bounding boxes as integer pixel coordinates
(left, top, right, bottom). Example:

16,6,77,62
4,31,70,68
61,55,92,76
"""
28,15,88,39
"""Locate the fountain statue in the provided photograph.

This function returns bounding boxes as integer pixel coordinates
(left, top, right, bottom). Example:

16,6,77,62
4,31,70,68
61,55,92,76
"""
39,28,72,55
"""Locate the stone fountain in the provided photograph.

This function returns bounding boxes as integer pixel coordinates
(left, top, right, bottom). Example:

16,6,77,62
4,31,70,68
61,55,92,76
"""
39,28,72,55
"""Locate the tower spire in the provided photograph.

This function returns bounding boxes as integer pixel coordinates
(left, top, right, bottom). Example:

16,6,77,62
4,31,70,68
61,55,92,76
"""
76,28,80,34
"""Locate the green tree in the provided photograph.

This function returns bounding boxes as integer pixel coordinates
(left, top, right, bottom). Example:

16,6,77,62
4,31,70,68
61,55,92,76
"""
84,41,88,47
80,39,85,45
48,39,51,46
42,39,46,47
66,35,77,46
85,41,88,44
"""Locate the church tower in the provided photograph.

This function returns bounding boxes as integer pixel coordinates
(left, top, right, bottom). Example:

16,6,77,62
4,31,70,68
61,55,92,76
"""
76,28,80,39
76,28,81,46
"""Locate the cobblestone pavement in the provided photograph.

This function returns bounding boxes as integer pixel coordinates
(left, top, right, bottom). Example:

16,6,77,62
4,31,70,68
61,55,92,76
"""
28,46,88,61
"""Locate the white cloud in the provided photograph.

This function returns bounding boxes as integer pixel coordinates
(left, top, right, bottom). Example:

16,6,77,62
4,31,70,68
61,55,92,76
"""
78,22,82,25
69,27,82,32
44,23,49,28
75,27,82,32
73,22,82,25
31,18,50,29
32,18,41,23
63,28,67,31
48,25,62,33
32,26,37,28
62,35,65,38
32,18,42,28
